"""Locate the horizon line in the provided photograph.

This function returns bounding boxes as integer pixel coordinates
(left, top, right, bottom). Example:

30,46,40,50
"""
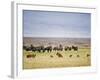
23,36,91,38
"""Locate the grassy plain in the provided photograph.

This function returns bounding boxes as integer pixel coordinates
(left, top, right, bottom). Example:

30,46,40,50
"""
23,48,91,69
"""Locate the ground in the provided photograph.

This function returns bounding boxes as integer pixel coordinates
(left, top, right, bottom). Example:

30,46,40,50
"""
23,48,91,69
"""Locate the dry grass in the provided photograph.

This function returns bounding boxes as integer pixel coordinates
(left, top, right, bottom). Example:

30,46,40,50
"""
23,48,91,69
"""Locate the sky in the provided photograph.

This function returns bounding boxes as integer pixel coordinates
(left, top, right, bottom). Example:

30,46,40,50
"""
23,10,91,38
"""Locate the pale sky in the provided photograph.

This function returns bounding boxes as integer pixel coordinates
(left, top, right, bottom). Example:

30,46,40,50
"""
23,10,91,38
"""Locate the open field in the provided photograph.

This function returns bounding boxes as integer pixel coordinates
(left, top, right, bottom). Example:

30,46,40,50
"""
23,48,91,69
23,37,91,69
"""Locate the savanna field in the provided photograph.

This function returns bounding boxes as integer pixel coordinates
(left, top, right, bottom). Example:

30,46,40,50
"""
23,37,91,69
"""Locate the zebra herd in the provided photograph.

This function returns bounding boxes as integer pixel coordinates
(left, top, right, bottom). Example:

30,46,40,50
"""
23,44,78,53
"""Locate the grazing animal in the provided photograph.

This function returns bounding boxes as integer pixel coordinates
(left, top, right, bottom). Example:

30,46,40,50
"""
23,45,27,50
50,55,53,58
72,46,78,51
26,54,32,58
46,46,52,52
36,47,42,53
56,52,63,58
64,47,68,51
25,47,32,51
31,45,37,52
68,47,72,51
53,47,58,51
53,44,63,51
69,55,72,57
32,46,44,53
77,55,80,57
24,44,35,51
64,46,70,51
58,44,63,51
87,54,90,57
64,46,72,51
26,54,36,58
